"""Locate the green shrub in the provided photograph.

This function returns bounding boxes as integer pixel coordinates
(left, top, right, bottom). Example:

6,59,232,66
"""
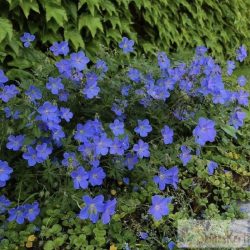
1,0,250,65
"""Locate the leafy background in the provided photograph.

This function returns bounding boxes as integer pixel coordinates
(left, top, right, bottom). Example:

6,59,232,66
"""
1,0,250,66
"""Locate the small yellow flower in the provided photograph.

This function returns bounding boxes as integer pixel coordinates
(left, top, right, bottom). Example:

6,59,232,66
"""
117,181,123,186
26,241,33,248
110,244,118,250
27,235,36,242
111,189,117,195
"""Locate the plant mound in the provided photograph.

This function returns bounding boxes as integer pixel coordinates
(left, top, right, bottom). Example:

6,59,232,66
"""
0,36,249,249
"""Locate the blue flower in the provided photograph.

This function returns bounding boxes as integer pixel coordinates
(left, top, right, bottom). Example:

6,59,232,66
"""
110,137,124,155
79,195,104,223
0,160,13,184
23,146,43,167
36,143,52,161
60,107,73,122
8,206,26,224
226,60,235,76
74,123,90,143
0,70,8,86
94,134,112,156
128,68,140,83
147,83,170,101
158,52,170,70
101,198,117,224
62,152,79,167
236,45,247,62
83,82,100,99
124,153,138,170
71,166,89,189
70,51,89,71
24,201,40,222
46,77,64,95
59,90,69,102
153,166,179,190
38,101,60,123
148,195,172,221
179,145,192,166
207,161,218,175
0,85,19,102
50,41,69,56
55,59,71,75
199,74,224,96
88,166,106,186
6,135,24,151
193,118,216,146
168,241,175,250
133,139,150,158
78,142,94,159
20,32,35,47
119,37,134,54
86,72,98,85
25,85,42,102
134,119,152,137
161,125,174,144
195,46,208,56
179,79,193,92
139,232,148,240
237,76,247,87
52,127,65,142
121,135,130,150
0,195,11,214
229,108,246,130
121,85,131,96
109,119,124,136
123,177,129,185
95,59,108,73
236,90,249,106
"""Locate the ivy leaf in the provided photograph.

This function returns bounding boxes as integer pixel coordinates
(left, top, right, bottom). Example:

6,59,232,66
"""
78,15,103,37
20,0,40,18
101,1,116,15
45,1,68,26
0,18,13,42
64,27,85,49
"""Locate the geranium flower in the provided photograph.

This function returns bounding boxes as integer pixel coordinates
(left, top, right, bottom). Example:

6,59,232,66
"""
71,166,89,189
134,119,152,137
148,195,172,221
79,195,104,223
119,37,134,54
153,166,179,190
193,118,216,146
133,139,150,158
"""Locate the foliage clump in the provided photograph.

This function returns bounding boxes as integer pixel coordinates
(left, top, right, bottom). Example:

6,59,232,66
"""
0,34,249,249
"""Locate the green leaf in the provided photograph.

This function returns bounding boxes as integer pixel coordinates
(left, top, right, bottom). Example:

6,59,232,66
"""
50,224,62,234
101,1,116,15
20,0,40,18
221,125,237,139
0,18,13,42
44,241,54,250
78,15,103,37
8,58,33,69
6,69,34,80
45,1,68,26
78,0,86,10
64,27,85,49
